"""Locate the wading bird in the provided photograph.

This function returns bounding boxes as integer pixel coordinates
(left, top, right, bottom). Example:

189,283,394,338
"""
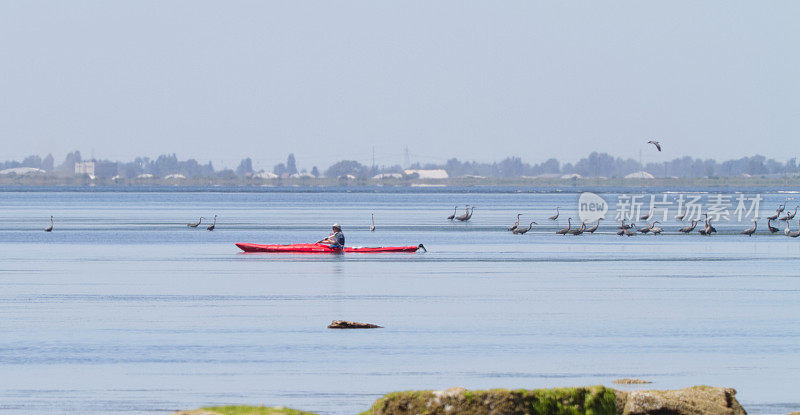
675,207,687,221
568,221,586,235
508,214,523,232
370,213,375,232
548,207,560,221
624,225,637,237
650,221,663,235
767,204,784,221
513,222,536,235
741,220,757,236
456,206,475,222
767,219,780,234
788,206,798,221
699,215,716,235
784,221,791,236
789,219,800,238
187,217,204,228
707,220,717,234
638,222,652,234
585,218,603,233
556,218,572,235
780,206,798,221
207,214,217,231
678,220,698,234
647,140,662,152
454,206,470,221
464,206,475,221
698,215,709,235
618,219,633,230
44,216,54,232
639,209,653,221
777,203,786,214
447,206,457,220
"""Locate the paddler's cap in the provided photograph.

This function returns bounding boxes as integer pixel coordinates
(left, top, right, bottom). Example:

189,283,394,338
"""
332,223,341,230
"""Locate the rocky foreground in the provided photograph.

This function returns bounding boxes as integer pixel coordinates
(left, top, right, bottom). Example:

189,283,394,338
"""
174,385,752,414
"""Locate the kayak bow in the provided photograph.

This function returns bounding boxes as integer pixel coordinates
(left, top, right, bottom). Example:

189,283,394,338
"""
236,242,426,253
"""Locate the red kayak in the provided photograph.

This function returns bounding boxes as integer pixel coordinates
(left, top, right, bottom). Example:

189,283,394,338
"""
236,242,426,253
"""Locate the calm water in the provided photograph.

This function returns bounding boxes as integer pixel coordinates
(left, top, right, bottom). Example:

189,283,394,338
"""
0,187,799,414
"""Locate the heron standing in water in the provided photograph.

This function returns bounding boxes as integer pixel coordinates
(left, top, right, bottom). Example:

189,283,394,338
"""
188,217,204,228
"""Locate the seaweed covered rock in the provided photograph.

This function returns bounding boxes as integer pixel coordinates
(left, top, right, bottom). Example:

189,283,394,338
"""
364,385,617,415
328,320,382,329
363,385,746,415
616,386,746,415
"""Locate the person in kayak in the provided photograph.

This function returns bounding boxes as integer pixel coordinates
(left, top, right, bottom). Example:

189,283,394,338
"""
318,223,345,250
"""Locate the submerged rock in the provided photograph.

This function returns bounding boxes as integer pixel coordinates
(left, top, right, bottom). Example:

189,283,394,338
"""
616,386,746,415
364,385,746,415
328,320,382,329
614,378,652,384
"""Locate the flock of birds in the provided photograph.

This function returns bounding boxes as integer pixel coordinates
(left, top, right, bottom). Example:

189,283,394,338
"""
187,214,218,231
446,202,800,238
43,214,219,232
40,198,800,239
446,205,476,222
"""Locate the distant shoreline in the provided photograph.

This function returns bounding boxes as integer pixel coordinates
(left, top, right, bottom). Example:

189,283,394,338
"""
1,175,800,190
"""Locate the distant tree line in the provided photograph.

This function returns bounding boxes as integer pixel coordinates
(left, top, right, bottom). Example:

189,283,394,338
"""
409,153,800,179
2,151,799,179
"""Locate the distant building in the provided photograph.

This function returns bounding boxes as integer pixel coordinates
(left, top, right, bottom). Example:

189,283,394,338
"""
253,171,278,179
0,167,47,175
75,161,118,179
403,169,449,179
624,171,655,179
290,172,315,179
373,173,403,179
164,174,186,180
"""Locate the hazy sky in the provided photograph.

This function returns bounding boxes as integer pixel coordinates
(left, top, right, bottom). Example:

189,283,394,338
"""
1,1,798,171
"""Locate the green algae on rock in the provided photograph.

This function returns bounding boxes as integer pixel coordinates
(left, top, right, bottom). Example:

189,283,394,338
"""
363,386,618,415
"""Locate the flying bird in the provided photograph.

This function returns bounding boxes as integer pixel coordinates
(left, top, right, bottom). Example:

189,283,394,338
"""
647,140,662,152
